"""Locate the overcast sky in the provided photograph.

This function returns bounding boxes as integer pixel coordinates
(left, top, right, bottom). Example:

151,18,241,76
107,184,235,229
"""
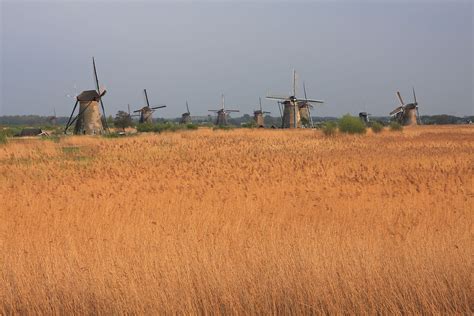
1,0,472,118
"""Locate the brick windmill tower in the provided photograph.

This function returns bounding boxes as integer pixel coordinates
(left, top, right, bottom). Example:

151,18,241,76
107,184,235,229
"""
253,98,270,127
390,88,421,125
64,57,109,135
133,89,166,124
266,70,324,128
208,94,239,126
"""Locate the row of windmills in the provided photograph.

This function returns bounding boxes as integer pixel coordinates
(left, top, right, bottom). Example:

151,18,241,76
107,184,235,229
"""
63,58,422,135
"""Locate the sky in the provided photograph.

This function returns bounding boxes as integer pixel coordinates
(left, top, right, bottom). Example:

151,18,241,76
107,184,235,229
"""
1,0,473,118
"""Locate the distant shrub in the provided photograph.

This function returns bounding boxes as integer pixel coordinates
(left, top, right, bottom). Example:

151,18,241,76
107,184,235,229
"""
186,124,198,130
241,121,257,128
0,131,7,144
338,114,366,134
322,121,337,136
370,122,383,133
389,122,403,131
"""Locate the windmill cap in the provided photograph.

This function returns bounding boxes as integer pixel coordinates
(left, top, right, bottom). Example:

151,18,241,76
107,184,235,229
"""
77,90,103,101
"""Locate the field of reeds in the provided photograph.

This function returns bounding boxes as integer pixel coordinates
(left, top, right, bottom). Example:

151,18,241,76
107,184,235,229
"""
0,125,472,314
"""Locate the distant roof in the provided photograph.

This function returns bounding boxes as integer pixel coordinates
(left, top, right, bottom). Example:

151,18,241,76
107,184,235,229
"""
19,128,44,136
77,90,100,101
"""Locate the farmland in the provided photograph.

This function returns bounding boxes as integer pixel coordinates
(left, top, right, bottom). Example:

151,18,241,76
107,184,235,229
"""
0,126,472,314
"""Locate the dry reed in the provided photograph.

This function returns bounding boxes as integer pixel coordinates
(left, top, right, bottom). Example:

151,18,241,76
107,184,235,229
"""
0,126,472,314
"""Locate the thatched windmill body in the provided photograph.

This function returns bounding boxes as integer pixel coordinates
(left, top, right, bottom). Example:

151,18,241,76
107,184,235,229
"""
390,88,420,125
64,58,108,135
253,97,270,127
133,89,166,124
208,94,239,126
267,70,324,128
180,101,192,124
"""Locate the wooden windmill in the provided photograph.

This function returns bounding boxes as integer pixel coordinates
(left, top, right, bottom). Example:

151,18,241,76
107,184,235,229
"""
133,89,166,124
266,70,324,128
253,97,270,127
180,101,192,124
64,57,108,135
390,88,420,125
208,94,239,126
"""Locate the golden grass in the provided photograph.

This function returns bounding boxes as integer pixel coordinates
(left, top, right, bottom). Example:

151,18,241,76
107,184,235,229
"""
0,126,472,314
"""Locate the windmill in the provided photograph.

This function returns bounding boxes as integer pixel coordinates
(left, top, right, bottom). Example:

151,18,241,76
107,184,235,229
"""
359,112,371,124
298,82,316,127
253,97,270,127
64,57,108,135
133,89,166,124
47,108,57,125
266,70,324,128
208,94,239,126
390,87,420,125
180,101,192,124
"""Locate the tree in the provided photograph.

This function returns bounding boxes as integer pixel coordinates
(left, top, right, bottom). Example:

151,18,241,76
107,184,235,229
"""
114,111,132,130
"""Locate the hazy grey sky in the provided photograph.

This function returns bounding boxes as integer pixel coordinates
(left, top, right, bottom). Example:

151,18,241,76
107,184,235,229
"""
1,0,472,117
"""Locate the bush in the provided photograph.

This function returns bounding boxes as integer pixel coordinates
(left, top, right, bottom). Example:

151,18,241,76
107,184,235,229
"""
370,122,383,133
241,121,257,128
389,122,403,131
186,124,198,130
0,131,7,144
338,114,366,134
322,121,337,136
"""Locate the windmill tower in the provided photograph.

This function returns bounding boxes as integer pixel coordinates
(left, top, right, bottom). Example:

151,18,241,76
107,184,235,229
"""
47,108,57,125
180,101,192,124
267,70,324,128
64,57,108,135
133,89,166,124
253,97,270,127
208,94,239,126
390,88,420,125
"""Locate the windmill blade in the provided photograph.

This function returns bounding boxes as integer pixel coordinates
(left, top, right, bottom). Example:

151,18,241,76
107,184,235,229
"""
186,101,190,114
133,109,142,113
64,99,79,133
151,105,166,110
412,87,417,104
390,106,404,116
208,110,220,112
292,69,297,97
127,104,131,115
144,89,151,107
266,95,289,100
259,97,263,112
225,110,240,113
92,57,108,131
263,111,271,114
416,107,422,125
303,81,308,100
298,98,324,104
277,101,283,120
396,91,405,106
